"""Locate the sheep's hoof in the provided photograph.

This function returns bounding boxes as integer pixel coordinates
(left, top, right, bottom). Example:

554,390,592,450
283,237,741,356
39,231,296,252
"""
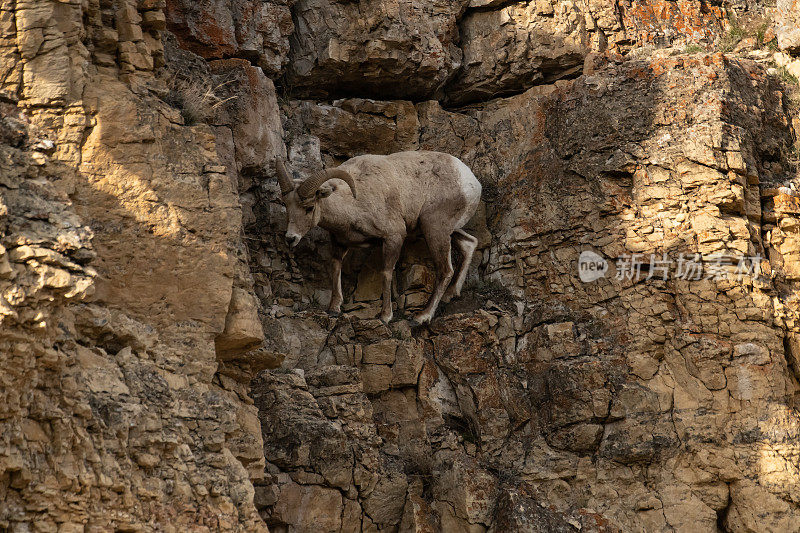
409,315,430,328
327,309,341,318
379,314,392,325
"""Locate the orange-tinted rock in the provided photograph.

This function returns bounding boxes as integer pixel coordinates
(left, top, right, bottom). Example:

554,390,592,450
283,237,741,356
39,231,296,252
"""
165,0,294,75
620,0,726,47
250,52,800,532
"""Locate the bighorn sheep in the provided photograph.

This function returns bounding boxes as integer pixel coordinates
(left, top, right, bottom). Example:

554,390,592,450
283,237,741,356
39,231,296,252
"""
276,151,482,325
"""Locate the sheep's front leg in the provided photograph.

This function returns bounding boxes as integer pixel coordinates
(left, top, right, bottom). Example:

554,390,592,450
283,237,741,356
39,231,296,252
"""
328,242,348,316
379,236,404,324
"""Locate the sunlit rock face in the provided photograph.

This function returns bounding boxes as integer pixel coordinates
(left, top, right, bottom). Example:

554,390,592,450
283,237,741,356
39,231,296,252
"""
1,0,274,530
252,52,800,531
4,0,800,531
777,0,800,53
619,0,727,46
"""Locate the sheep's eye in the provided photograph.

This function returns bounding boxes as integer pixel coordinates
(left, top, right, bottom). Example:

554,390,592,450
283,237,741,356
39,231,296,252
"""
305,206,314,214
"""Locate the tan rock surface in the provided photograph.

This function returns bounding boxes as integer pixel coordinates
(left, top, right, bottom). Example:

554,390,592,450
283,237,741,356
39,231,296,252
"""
252,50,800,531
777,0,800,54
1,0,272,530
165,0,295,75
445,0,586,104
4,0,800,531
286,0,468,100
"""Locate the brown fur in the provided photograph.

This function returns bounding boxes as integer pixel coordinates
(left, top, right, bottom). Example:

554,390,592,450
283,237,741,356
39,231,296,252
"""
281,151,481,325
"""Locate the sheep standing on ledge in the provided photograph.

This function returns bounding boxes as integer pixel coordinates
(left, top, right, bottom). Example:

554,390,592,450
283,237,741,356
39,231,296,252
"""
277,151,482,326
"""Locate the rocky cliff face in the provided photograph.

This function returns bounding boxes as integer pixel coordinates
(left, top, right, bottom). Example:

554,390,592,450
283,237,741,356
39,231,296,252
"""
3,0,800,532
0,1,270,530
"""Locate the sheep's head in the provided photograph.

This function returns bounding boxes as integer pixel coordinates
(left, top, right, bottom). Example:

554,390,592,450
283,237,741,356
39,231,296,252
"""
276,159,356,248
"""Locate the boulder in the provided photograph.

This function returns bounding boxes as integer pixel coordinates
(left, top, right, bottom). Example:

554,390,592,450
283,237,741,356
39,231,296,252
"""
445,1,585,105
165,0,295,75
777,0,800,54
286,0,467,100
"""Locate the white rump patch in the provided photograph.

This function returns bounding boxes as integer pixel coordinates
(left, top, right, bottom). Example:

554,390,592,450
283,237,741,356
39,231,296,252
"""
453,157,482,229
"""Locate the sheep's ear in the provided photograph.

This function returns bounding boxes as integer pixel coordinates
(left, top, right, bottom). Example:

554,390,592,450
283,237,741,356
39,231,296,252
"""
316,184,334,199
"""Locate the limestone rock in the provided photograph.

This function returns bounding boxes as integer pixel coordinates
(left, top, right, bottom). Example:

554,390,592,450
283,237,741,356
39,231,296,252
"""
164,0,295,75
252,366,394,530
248,51,800,532
0,0,273,528
8,0,800,531
620,1,726,48
445,1,585,105
216,286,265,358
271,481,344,532
777,0,800,54
282,98,420,158
490,488,579,533
209,58,285,176
286,0,468,100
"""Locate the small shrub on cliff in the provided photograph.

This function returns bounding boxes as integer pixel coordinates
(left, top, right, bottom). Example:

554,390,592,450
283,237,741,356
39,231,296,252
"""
719,18,747,53
465,278,516,308
684,44,704,54
164,78,235,126
399,448,434,478
778,66,800,87
718,12,777,53
276,80,295,109
718,9,779,54
755,20,776,49
791,144,800,163
788,89,800,115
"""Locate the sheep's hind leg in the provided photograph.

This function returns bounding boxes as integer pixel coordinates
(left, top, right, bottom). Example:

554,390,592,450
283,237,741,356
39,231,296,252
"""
412,230,453,326
379,236,404,324
327,242,348,316
442,229,478,304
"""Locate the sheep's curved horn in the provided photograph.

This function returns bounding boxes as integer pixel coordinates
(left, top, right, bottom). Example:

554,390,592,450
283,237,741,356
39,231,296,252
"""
297,168,357,199
275,158,294,195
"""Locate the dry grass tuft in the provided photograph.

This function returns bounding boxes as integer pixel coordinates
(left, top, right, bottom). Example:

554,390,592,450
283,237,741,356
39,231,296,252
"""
164,78,236,126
